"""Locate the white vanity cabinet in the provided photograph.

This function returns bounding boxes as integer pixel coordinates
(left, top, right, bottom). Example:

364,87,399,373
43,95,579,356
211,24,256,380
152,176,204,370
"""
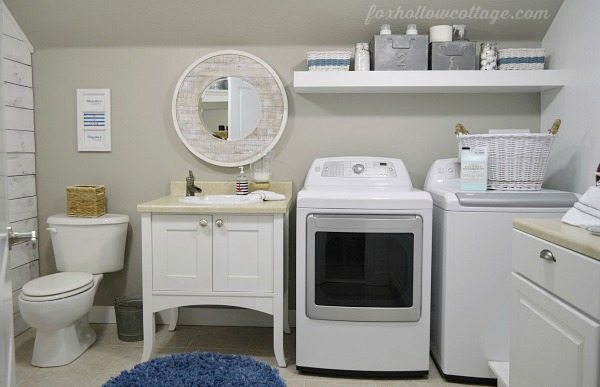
510,221,600,387
151,214,274,293
137,182,292,368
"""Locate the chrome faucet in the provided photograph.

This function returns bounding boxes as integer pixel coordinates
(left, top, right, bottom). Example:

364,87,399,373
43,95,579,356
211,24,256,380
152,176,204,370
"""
186,170,202,196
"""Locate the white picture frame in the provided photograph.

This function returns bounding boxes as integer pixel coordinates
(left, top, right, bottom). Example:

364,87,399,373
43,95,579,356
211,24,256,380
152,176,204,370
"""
76,89,111,152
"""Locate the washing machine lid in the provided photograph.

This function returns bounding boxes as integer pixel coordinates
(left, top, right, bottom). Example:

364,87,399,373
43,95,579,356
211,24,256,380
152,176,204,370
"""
22,272,94,299
431,188,577,211
456,191,577,208
425,158,577,211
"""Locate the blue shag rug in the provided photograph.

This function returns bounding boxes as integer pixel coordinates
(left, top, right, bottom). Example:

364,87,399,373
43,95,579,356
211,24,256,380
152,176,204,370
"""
103,351,286,387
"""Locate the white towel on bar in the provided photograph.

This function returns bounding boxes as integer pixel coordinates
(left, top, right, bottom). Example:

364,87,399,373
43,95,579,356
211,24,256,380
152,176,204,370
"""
562,186,600,227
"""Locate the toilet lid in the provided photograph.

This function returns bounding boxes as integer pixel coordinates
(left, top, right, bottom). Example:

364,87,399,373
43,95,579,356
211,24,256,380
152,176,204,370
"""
22,272,94,298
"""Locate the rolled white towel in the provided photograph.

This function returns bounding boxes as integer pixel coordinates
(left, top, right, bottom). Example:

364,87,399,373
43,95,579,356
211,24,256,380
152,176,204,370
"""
579,186,600,212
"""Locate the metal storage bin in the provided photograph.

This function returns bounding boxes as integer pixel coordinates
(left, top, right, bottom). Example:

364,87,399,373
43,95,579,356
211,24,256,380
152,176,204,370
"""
370,34,429,71
114,296,144,342
429,41,477,70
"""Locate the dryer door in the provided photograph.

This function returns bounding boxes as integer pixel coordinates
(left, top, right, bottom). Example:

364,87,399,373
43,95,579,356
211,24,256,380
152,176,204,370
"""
306,214,422,322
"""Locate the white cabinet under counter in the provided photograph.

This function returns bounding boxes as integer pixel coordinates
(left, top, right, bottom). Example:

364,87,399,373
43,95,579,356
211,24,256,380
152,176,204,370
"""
137,181,292,367
510,218,600,387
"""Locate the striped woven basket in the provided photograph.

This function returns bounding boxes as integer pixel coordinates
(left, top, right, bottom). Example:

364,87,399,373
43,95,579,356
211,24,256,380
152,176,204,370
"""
306,51,352,71
497,48,545,70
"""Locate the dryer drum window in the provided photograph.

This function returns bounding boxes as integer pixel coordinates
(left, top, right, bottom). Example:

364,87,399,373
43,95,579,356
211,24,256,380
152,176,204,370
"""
306,214,423,322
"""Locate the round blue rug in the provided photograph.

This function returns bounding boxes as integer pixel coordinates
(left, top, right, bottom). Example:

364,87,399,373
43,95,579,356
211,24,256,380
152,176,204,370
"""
103,351,286,387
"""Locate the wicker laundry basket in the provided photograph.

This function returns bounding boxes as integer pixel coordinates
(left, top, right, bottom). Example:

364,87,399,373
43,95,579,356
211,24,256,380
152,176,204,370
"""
455,120,560,190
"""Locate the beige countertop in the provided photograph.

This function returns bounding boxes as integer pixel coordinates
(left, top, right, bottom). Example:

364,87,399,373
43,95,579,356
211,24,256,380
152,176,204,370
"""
514,218,600,261
137,181,293,214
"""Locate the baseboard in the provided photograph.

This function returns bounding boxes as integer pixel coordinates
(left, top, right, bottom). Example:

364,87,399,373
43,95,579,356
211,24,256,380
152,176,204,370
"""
89,306,296,327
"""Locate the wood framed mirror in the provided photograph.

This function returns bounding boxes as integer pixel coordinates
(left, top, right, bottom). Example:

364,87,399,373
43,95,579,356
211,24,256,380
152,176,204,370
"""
172,50,288,167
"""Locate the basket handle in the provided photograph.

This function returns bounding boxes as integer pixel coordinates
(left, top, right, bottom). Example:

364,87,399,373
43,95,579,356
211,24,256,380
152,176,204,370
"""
454,122,470,136
548,119,561,135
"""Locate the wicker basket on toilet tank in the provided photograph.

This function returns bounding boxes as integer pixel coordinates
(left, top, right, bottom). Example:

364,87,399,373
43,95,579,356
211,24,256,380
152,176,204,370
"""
66,185,106,217
455,120,561,191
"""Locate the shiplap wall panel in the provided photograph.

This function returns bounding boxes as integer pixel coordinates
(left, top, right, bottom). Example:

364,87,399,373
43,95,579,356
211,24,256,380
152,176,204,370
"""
11,290,21,315
4,83,33,109
7,153,35,176
9,241,37,269
8,197,37,222
10,217,38,234
1,11,24,42
4,3,37,336
9,261,39,292
5,105,33,130
7,175,35,199
2,35,31,65
3,59,32,87
6,129,34,152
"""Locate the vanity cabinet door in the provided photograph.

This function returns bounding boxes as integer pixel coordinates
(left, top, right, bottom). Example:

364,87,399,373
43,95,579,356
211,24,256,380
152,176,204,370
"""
152,214,213,291
212,215,273,292
510,273,600,387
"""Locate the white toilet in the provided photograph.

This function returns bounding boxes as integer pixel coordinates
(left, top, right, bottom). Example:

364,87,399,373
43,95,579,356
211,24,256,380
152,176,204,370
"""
19,213,129,367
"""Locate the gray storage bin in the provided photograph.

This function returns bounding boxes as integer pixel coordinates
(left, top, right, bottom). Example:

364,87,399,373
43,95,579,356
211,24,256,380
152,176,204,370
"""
370,34,429,71
429,41,477,70
114,295,143,342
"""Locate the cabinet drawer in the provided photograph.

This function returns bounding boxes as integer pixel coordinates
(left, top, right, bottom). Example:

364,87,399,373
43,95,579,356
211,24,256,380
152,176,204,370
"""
512,230,600,320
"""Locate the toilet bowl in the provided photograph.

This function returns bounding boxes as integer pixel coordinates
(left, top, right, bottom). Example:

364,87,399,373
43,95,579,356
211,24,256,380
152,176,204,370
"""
18,214,128,367
19,273,103,367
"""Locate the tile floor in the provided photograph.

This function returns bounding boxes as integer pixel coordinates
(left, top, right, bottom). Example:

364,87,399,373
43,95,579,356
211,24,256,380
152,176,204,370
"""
14,324,485,387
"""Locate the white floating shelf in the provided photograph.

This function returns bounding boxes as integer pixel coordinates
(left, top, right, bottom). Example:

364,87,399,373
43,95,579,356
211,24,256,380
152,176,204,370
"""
293,70,568,94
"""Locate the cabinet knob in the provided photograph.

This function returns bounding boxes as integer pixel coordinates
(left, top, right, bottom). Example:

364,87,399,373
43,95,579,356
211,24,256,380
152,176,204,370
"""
199,219,208,227
539,249,556,262
215,219,224,227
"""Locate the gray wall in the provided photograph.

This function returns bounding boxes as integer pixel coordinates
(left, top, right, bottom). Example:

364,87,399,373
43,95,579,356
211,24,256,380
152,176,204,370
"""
33,45,541,307
542,0,600,193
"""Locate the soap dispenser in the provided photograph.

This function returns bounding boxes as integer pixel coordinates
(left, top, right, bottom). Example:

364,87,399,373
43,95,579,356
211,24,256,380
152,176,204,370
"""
235,166,249,195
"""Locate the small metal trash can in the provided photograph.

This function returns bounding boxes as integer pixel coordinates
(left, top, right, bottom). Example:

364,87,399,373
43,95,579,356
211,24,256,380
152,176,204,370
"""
114,295,143,342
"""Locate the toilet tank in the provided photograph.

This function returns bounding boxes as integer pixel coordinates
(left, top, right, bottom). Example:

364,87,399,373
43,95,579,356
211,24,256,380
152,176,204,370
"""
47,214,129,274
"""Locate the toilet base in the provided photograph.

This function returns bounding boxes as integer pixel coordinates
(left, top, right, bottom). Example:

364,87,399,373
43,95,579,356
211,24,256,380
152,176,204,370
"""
31,316,96,367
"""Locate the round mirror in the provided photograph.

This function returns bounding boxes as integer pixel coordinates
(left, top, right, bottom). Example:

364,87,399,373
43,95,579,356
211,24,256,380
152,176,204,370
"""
199,77,262,141
172,50,288,167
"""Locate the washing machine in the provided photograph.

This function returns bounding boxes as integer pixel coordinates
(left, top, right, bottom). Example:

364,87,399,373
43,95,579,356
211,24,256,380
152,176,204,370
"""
424,158,577,383
296,157,432,376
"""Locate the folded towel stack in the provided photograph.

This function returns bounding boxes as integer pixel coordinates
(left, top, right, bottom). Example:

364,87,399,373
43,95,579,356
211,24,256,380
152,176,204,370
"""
249,190,286,201
562,186,600,227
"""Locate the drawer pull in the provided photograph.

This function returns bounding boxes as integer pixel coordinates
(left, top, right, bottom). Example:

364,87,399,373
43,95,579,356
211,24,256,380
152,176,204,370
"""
215,219,224,227
539,249,556,262
199,219,208,227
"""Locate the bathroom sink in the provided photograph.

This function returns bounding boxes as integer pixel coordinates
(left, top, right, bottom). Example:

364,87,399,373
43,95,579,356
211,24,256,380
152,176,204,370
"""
179,194,262,205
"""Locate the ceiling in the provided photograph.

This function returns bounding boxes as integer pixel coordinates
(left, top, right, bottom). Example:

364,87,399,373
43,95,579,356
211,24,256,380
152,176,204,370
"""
5,0,565,49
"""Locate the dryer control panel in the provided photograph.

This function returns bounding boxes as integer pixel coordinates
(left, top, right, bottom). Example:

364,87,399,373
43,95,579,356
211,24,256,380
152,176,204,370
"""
303,157,413,190
320,160,397,178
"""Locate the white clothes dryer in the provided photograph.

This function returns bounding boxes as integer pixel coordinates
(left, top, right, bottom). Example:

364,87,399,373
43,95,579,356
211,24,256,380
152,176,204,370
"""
296,157,432,376
424,158,577,383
